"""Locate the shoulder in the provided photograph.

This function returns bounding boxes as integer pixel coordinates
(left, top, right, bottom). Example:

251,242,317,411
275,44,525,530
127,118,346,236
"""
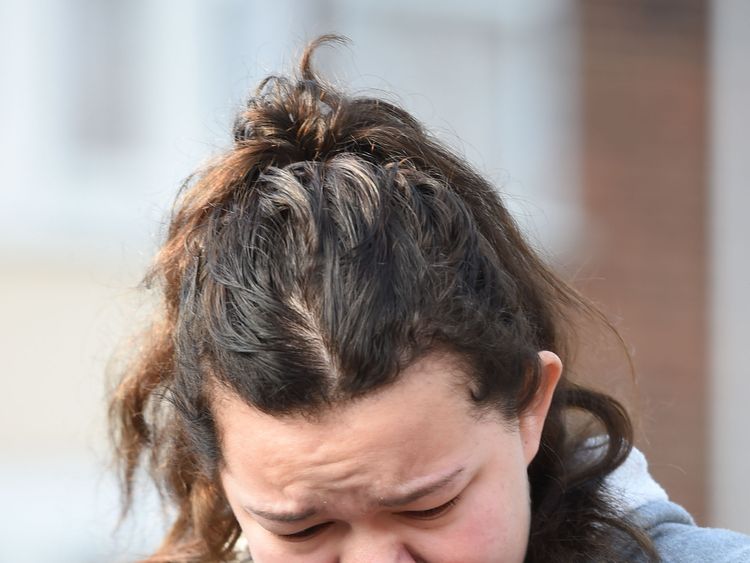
603,445,750,562
627,499,750,562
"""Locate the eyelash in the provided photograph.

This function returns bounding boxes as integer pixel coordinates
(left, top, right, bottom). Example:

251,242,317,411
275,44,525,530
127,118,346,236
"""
278,522,333,541
276,496,461,541
401,495,461,520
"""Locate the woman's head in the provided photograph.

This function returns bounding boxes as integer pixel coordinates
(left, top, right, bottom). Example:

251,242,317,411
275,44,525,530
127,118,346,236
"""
110,36,655,562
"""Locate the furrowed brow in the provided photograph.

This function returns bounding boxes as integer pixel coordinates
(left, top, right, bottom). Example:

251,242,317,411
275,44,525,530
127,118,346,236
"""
378,467,465,508
243,467,466,520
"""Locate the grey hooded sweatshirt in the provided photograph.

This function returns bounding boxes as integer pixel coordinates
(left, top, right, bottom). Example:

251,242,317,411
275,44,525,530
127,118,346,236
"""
605,446,750,562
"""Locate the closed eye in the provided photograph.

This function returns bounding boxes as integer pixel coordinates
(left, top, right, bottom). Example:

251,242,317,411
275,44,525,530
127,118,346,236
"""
400,495,460,520
277,521,332,542
274,496,461,540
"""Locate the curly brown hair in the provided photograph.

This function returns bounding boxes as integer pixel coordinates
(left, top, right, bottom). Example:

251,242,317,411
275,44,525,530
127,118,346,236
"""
109,35,658,562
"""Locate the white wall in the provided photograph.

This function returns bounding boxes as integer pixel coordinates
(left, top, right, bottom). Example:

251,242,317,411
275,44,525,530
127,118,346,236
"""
709,0,750,535
0,1,581,559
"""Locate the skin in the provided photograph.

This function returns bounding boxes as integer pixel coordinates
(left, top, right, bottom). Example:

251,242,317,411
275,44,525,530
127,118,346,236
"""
216,351,562,563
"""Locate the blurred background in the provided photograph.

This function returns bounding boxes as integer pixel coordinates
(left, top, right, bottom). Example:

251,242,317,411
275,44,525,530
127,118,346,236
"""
1,0,748,561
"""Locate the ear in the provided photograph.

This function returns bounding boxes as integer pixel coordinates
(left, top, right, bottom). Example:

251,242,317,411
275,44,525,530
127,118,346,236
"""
518,350,562,465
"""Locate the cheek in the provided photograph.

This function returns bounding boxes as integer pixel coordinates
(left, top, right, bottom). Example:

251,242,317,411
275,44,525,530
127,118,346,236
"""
423,472,531,563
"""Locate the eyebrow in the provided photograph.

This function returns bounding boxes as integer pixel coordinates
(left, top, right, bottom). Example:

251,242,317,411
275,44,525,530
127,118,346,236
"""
245,466,465,522
246,505,318,523
378,467,465,508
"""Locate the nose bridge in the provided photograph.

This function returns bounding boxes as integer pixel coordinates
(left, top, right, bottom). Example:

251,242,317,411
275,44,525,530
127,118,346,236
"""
340,526,417,563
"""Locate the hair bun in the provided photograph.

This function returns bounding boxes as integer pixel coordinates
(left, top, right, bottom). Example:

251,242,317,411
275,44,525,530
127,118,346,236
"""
232,34,349,167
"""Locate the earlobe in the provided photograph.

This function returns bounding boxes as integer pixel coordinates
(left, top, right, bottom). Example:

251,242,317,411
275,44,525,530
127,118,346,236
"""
519,351,563,465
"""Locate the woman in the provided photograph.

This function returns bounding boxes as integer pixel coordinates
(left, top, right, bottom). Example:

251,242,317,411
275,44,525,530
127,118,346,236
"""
110,36,750,562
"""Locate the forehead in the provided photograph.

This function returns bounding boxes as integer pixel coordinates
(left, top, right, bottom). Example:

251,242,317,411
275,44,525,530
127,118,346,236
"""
213,352,505,500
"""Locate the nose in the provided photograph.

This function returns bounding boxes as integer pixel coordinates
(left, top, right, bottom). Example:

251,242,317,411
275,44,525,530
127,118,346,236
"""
340,530,419,563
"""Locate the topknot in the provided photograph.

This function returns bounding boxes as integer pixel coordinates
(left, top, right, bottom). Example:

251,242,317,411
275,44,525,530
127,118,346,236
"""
230,34,428,172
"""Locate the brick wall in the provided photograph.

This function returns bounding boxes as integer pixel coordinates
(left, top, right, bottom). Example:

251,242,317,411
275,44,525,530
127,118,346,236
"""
577,0,708,522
